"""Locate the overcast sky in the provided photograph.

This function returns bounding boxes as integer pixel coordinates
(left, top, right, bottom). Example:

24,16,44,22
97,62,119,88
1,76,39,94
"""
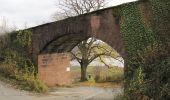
0,0,137,29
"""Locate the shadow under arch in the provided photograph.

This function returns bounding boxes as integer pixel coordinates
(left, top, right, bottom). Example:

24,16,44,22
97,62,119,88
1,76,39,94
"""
40,33,90,54
39,32,125,60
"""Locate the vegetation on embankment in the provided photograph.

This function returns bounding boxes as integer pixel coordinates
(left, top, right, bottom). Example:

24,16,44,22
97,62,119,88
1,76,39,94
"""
0,72,48,93
0,30,48,93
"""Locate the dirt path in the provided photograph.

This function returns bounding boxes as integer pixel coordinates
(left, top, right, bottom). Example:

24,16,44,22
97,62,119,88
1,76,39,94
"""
0,81,122,100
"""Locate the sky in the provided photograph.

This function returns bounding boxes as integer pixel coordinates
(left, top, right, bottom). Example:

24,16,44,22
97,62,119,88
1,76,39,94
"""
0,0,137,29
71,57,124,67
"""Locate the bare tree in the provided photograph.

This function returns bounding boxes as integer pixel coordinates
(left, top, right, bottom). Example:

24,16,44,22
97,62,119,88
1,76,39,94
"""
71,37,119,81
54,0,113,81
0,17,16,35
0,17,16,61
0,17,8,34
53,0,108,20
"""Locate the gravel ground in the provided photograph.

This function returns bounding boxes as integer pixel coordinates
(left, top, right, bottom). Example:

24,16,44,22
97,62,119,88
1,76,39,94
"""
0,80,122,100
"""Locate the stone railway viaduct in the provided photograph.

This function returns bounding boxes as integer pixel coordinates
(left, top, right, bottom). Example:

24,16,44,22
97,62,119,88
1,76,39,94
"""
27,0,154,64
30,7,124,63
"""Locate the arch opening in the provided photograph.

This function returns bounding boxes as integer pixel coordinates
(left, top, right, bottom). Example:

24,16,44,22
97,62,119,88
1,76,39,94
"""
70,37,124,84
39,35,124,88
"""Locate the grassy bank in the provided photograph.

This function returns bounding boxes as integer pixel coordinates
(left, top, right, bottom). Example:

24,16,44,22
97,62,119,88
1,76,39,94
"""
0,70,48,93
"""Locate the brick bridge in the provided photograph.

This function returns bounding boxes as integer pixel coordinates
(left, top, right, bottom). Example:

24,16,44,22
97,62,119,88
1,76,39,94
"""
28,0,150,64
30,8,124,63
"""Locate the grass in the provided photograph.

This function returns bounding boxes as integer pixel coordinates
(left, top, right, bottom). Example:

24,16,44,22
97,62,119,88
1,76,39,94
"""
74,81,123,88
71,66,124,87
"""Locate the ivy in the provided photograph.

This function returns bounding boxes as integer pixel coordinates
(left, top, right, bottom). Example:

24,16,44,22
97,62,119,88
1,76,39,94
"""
16,30,32,48
112,0,170,99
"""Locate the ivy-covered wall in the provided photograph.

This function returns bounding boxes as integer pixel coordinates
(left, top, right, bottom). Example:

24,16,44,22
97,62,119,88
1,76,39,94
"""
113,0,170,99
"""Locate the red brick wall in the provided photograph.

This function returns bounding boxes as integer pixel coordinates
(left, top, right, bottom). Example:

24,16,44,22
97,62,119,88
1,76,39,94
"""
38,53,72,87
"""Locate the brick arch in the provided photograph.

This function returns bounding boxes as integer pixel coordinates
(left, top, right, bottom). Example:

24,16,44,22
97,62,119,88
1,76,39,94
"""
40,33,89,54
30,8,125,64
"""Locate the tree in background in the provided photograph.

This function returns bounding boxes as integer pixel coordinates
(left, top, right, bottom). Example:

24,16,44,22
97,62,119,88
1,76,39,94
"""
0,17,16,61
0,17,10,34
53,0,108,20
71,37,120,81
53,0,118,81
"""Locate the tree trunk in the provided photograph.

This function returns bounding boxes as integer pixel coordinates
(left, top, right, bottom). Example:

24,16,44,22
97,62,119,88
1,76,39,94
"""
80,63,88,81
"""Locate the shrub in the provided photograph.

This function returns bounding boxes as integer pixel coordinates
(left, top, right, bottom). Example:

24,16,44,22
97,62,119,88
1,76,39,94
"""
114,93,125,100
15,71,48,93
0,64,16,77
0,30,48,93
94,66,108,82
94,66,123,83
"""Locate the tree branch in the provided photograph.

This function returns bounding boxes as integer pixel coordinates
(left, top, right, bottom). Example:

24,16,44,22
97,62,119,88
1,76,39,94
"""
71,52,81,63
88,53,108,64
99,56,110,68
